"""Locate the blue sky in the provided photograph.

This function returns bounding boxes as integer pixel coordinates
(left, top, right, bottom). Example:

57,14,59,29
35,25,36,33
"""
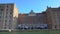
0,0,60,13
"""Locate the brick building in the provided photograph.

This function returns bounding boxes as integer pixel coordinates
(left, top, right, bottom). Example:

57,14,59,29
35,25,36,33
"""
18,7,60,29
46,7,60,29
18,10,47,29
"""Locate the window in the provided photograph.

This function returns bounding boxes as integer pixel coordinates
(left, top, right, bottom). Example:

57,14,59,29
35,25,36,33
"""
9,20,11,22
9,27,11,29
0,6,3,8
0,16,1,18
0,12,2,14
10,9,13,11
4,23,6,29
9,15,12,18
6,12,8,14
0,20,1,22
6,9,8,11
5,20,7,23
5,15,7,18
0,9,3,11
55,25,57,29
7,5,8,8
8,23,11,29
10,12,12,14
4,27,6,29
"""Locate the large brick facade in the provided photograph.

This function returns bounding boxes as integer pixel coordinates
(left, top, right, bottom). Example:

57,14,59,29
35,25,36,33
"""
18,7,60,29
46,7,60,29
18,10,47,29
